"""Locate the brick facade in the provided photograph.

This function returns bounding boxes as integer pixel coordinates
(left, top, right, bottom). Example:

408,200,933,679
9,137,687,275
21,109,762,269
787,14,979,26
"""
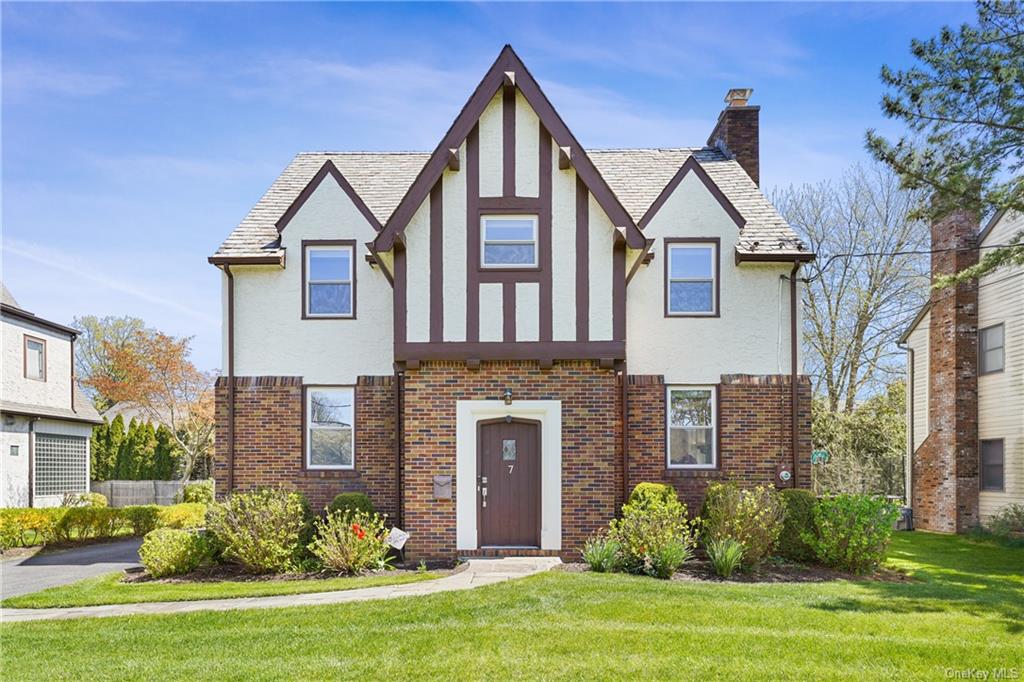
708,105,760,186
913,210,980,532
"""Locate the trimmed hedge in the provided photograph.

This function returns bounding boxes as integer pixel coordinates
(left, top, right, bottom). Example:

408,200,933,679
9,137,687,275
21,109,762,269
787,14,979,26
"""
328,492,375,517
777,489,818,562
157,503,208,530
626,483,678,512
139,529,212,578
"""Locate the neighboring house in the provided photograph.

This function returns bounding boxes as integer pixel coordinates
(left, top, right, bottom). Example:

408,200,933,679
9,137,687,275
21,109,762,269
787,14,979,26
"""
900,209,1023,533
208,46,814,559
1,285,101,507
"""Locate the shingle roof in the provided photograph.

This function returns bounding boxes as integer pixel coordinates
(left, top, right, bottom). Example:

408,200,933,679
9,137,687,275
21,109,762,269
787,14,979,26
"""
1,385,103,425
211,147,808,260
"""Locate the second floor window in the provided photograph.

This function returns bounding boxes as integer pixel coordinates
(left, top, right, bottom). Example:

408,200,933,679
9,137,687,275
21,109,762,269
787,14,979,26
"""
979,324,1004,374
666,241,717,316
481,215,537,268
305,244,353,317
25,336,46,381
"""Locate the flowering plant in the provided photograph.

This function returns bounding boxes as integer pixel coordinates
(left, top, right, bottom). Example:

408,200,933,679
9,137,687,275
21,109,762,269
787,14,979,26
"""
309,509,393,574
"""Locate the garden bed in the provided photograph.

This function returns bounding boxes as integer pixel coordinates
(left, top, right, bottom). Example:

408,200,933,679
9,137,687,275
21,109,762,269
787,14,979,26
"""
559,557,912,583
122,559,459,585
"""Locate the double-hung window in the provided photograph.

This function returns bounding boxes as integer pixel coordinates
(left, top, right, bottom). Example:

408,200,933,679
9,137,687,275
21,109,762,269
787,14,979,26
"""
667,386,716,468
980,439,1004,491
306,387,354,470
979,324,1004,374
481,215,537,268
304,243,354,317
666,241,717,316
24,336,46,381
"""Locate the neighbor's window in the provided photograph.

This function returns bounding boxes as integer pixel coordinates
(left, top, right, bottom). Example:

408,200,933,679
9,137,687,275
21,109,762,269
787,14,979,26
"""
10,445,19,457
305,245,353,317
980,439,1004,491
25,336,46,381
306,387,354,469
667,242,717,315
667,386,716,468
481,215,537,268
979,324,1004,374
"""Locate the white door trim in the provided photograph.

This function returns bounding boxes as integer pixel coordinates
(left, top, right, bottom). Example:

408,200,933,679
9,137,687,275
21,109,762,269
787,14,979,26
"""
455,400,562,551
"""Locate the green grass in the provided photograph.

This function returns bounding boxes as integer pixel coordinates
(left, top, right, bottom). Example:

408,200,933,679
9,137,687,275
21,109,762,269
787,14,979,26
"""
2,533,1021,680
3,570,442,608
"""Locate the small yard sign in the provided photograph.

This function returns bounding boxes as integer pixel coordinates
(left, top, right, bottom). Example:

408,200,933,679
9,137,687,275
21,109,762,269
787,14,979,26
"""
387,527,410,550
811,449,830,464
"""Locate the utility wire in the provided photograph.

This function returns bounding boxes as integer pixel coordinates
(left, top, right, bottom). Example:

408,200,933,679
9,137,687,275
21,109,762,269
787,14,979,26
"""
800,241,1019,285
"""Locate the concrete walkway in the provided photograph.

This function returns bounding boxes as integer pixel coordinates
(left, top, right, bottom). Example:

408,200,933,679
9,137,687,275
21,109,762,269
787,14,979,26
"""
1,538,143,599
1,557,560,623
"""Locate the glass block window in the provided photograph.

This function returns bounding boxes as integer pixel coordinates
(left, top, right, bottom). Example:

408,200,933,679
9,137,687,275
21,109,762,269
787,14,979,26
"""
667,386,716,468
667,242,717,315
481,215,538,267
34,434,88,497
306,387,354,469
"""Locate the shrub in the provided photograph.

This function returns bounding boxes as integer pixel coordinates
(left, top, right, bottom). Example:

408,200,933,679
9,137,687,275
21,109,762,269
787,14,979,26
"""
123,505,161,536
139,529,211,578
328,492,375,517
777,489,818,562
609,501,697,578
986,504,1024,538
308,509,392,574
54,507,124,541
626,483,678,512
157,503,208,530
805,494,901,574
181,481,215,505
706,537,745,578
701,483,786,568
61,492,108,508
0,509,64,548
207,488,309,573
581,535,620,573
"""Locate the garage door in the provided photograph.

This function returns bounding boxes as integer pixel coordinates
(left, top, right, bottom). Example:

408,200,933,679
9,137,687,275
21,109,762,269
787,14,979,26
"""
34,433,88,497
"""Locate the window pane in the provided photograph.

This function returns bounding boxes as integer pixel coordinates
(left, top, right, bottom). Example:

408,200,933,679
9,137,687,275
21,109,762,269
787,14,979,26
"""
309,249,350,281
980,325,1004,353
484,243,536,265
670,428,713,466
981,440,1004,490
26,340,44,379
310,389,353,427
670,390,712,427
981,347,1004,373
309,283,351,315
484,219,534,241
670,247,713,279
669,281,713,313
310,428,353,467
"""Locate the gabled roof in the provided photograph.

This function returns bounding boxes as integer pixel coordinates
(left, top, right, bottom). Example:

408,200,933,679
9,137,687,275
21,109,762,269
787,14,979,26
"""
898,301,933,345
1,386,102,425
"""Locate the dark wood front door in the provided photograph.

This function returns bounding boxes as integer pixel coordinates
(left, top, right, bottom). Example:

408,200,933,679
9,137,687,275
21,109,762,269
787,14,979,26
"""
478,418,541,547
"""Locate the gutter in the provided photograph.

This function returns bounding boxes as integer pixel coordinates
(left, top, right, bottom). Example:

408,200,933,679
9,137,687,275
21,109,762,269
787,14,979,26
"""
897,341,914,507
789,263,801,487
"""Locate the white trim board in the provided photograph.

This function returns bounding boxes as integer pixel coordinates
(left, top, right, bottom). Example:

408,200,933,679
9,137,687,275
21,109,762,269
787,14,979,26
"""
455,400,562,551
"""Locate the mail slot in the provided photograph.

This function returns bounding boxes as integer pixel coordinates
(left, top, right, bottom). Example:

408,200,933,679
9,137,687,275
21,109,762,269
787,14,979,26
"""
433,475,452,499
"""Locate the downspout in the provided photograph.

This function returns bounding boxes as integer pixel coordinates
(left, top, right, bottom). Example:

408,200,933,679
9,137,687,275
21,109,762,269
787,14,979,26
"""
224,265,236,495
898,341,914,507
789,262,801,487
27,417,38,507
70,336,76,412
619,361,629,507
394,368,404,527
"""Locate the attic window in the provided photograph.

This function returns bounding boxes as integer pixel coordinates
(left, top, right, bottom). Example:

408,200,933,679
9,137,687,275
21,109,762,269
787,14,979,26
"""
665,240,718,316
304,242,355,319
481,215,537,268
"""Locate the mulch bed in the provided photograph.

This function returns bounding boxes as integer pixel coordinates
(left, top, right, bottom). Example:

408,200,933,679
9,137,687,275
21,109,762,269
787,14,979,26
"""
123,559,460,585
559,559,912,584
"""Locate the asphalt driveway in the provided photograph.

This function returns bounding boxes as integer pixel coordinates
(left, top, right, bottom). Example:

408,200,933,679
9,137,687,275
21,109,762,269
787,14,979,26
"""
1,538,142,599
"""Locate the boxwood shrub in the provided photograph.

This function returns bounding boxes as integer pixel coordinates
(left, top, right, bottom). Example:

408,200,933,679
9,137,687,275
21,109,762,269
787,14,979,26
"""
804,494,901,573
139,528,211,578
328,492,375,517
777,489,818,562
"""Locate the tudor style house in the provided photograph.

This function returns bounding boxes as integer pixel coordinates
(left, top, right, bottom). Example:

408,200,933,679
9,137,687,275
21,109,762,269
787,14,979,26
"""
900,208,1023,533
209,46,813,559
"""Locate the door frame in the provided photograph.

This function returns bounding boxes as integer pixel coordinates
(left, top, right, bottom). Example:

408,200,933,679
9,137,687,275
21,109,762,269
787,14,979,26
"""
476,417,542,548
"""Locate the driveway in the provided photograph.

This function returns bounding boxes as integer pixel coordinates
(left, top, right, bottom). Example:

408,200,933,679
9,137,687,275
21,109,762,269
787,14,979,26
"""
1,538,142,599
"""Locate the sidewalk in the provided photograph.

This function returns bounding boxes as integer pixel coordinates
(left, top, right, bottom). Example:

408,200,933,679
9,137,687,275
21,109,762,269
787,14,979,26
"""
1,556,560,623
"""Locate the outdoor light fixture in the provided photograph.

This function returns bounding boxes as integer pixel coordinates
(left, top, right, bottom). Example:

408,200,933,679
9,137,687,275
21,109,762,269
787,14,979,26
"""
503,388,513,405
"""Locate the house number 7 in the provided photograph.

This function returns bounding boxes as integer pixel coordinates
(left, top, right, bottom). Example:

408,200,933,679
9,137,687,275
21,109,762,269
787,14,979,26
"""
507,464,514,474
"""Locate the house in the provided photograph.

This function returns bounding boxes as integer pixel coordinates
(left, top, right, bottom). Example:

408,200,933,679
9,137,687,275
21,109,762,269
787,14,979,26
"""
900,209,1023,532
208,46,814,559
1,284,101,507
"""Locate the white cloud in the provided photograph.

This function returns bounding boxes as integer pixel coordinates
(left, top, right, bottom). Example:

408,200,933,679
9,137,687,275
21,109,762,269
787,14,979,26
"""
3,62,126,97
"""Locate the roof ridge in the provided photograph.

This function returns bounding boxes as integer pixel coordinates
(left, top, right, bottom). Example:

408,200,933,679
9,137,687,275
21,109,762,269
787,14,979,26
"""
298,150,432,156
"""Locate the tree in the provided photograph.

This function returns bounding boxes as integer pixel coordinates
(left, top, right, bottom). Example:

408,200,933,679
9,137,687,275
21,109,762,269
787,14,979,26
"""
88,331,215,483
774,163,930,412
72,315,152,411
866,0,1024,284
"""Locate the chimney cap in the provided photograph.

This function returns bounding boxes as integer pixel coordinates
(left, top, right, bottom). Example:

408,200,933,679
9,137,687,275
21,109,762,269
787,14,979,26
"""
725,88,754,107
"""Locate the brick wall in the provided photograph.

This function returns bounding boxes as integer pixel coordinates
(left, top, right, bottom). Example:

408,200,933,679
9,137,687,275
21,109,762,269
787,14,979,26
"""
626,373,811,513
708,106,760,186
401,360,620,560
214,375,398,515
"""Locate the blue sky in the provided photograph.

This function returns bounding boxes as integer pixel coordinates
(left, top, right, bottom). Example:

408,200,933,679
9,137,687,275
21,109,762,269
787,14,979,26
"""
2,1,975,371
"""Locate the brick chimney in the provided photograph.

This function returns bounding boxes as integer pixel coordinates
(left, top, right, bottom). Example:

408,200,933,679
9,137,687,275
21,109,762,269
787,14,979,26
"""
707,88,760,185
914,209,981,532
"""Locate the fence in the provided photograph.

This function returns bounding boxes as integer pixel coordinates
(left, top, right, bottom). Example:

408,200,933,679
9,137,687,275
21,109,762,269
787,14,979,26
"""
91,480,212,507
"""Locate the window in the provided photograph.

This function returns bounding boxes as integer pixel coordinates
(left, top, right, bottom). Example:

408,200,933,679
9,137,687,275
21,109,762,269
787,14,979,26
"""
306,387,354,469
34,434,88,497
667,386,716,468
10,445,19,457
666,241,718,316
304,243,354,317
980,439,1004,491
481,215,537,268
979,324,1004,374
24,336,46,381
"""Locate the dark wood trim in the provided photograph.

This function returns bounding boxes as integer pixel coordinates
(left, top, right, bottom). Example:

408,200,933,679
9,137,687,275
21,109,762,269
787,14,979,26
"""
538,126,553,343
396,340,624,362
277,160,382,233
301,384,358,473
364,241,394,287
618,362,629,506
575,175,590,342
478,197,542,210
476,416,542,549
23,335,46,382
1,304,79,337
503,84,516,197
224,265,235,495
734,249,815,264
394,242,407,348
478,271,543,284
503,282,516,342
207,254,285,267
394,370,404,526
639,156,745,230
613,240,626,340
301,240,357,320
663,237,721,318
626,238,656,285
789,263,800,487
429,182,444,343
466,124,481,343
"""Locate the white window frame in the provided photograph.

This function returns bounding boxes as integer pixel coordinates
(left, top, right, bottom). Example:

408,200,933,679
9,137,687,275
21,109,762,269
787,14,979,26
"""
480,214,539,269
305,245,354,318
305,386,355,470
979,323,1005,374
666,385,717,470
666,242,717,316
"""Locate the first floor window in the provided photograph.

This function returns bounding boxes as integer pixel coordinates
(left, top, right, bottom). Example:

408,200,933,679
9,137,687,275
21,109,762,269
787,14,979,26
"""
305,245,353,317
481,215,537,267
306,387,354,469
34,434,88,496
25,336,46,381
980,439,1004,491
979,324,1004,374
666,241,717,315
667,386,716,468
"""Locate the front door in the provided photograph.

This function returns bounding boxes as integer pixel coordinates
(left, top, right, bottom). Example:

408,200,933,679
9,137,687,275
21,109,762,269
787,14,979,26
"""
478,418,541,547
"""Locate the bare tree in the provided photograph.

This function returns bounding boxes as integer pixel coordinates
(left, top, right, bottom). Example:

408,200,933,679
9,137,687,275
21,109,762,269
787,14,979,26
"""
775,163,930,411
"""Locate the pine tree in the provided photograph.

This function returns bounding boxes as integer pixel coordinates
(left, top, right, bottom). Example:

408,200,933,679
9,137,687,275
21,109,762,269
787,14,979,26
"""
153,425,181,480
90,418,110,481
115,418,138,480
106,414,127,480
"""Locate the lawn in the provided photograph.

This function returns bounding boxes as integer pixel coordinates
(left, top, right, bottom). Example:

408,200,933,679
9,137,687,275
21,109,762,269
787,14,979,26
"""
2,533,1021,680
2,570,443,608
